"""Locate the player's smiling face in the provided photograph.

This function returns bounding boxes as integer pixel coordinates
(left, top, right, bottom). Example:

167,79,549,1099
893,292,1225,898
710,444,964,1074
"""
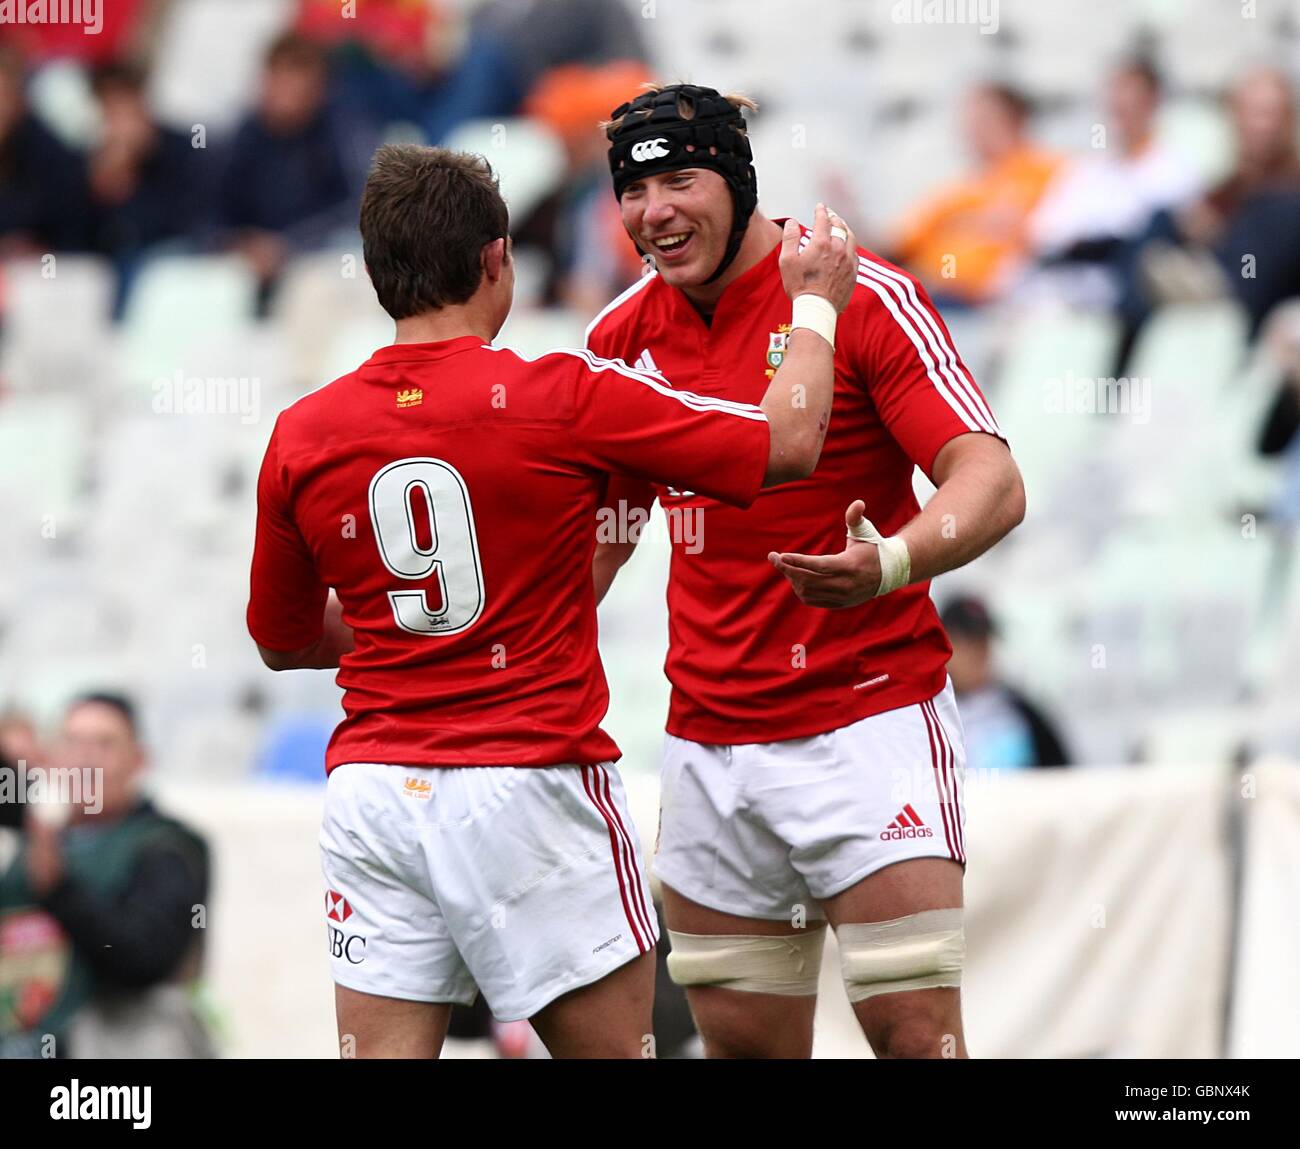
619,168,732,287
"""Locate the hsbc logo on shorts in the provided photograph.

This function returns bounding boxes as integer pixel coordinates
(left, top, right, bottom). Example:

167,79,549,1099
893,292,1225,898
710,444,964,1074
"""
880,805,934,840
325,889,353,922
631,137,671,162
328,926,367,965
325,890,366,962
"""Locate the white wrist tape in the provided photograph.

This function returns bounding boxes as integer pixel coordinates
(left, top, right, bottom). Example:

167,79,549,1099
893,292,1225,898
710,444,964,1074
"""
791,293,837,350
848,512,911,596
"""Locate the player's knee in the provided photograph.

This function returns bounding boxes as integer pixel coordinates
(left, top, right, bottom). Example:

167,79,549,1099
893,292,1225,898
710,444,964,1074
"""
837,908,965,1005
667,929,822,1058
870,1014,957,1060
687,986,815,1058
666,929,825,996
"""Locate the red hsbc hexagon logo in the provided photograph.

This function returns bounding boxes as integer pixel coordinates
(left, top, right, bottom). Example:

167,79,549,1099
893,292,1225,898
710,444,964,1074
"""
326,890,353,922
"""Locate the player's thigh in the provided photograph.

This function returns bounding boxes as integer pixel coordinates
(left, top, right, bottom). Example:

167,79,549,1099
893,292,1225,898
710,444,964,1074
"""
822,858,967,1058
529,949,657,1059
433,763,659,1029
320,764,478,1028
334,984,451,1059
822,856,964,922
760,685,969,906
657,732,824,924
661,883,824,1059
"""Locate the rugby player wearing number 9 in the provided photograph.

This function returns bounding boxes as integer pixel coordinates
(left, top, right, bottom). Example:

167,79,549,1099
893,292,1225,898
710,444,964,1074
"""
245,145,856,1058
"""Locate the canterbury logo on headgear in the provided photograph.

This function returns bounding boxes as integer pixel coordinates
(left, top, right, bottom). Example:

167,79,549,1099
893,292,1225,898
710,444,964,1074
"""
631,137,671,162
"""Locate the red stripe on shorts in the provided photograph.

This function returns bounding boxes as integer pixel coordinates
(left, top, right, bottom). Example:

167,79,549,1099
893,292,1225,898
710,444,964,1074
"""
925,700,965,863
921,701,959,862
581,765,649,952
930,702,965,862
596,765,655,949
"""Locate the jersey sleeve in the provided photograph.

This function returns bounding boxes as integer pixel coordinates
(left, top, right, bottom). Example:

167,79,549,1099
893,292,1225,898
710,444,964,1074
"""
564,351,770,509
247,418,329,652
585,301,662,519
851,263,1006,476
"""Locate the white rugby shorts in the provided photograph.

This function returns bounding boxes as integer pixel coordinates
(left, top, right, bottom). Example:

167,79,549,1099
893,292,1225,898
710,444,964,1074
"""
320,761,658,1021
655,680,967,921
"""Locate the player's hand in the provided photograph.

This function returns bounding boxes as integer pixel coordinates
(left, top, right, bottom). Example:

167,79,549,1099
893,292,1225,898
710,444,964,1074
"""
766,500,882,608
779,203,857,314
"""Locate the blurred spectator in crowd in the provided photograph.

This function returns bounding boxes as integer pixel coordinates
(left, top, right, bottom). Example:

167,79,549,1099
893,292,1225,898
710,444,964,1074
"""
891,84,1060,307
0,707,42,768
0,692,212,1058
475,0,648,120
0,44,89,255
0,0,164,66
216,32,364,307
521,60,651,311
298,0,509,144
88,59,204,315
942,596,1071,771
1120,67,1300,344
1025,57,1200,311
302,0,649,145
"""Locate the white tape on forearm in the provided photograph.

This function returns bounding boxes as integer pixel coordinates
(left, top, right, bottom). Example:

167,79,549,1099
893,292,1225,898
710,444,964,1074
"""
791,293,837,350
847,514,911,596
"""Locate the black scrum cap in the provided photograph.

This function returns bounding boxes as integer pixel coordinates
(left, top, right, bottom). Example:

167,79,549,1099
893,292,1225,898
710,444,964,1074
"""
606,84,758,284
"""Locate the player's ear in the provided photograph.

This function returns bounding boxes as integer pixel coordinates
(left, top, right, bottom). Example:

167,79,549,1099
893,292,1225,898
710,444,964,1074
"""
482,237,507,285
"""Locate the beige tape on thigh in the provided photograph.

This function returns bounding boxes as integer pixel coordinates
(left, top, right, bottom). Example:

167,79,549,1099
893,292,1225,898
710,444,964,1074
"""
837,908,965,1003
667,929,826,996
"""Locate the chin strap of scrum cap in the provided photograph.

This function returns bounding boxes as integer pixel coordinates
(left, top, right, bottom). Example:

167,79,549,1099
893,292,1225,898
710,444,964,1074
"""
606,84,758,284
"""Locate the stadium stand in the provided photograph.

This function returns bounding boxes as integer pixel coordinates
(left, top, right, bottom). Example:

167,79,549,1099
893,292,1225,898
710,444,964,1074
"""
1,0,1299,1058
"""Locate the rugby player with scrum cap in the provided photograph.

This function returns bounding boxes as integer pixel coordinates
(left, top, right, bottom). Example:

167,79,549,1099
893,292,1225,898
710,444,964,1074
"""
587,85,1025,1058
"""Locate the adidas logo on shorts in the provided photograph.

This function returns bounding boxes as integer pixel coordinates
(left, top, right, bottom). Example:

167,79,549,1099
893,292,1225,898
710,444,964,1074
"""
880,804,934,840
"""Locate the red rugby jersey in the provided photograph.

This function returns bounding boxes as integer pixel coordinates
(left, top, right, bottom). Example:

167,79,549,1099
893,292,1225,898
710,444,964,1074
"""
247,337,769,772
586,228,1006,744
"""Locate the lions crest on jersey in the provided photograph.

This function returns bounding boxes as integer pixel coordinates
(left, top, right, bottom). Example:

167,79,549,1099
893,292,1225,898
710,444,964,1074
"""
765,325,792,376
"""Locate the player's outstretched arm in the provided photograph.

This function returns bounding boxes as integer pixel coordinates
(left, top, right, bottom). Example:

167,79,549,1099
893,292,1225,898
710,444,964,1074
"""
769,434,1025,607
759,204,858,487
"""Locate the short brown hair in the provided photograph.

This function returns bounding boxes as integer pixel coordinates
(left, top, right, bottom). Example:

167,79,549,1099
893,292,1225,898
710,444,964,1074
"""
360,145,510,320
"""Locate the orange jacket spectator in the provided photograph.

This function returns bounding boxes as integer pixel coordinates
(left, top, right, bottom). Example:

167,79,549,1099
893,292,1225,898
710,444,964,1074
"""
893,85,1060,304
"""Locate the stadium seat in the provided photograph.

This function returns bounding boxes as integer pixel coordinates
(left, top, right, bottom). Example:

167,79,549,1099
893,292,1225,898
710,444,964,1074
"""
862,108,966,234
442,118,567,227
1110,301,1250,518
1153,0,1285,94
26,59,98,149
317,314,398,387
0,256,116,393
1241,527,1300,698
495,308,588,360
991,308,1121,513
120,256,260,390
994,0,1140,101
254,714,337,782
1,658,137,733
1076,520,1274,707
1158,98,1235,187
271,251,391,390
149,0,295,133
0,395,90,528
